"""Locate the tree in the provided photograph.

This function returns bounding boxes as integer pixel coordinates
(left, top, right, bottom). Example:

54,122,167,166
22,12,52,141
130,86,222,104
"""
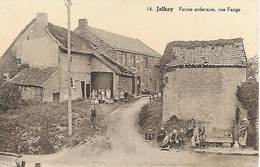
236,78,258,148
0,82,22,110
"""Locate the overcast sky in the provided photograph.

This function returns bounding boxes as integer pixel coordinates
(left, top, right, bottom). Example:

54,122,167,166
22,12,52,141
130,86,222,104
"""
0,0,258,57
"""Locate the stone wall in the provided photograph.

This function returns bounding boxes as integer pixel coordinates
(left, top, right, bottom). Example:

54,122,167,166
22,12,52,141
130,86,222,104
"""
58,51,91,101
91,57,114,73
116,51,161,94
20,86,43,102
118,75,133,94
43,69,61,102
74,25,162,95
163,67,247,133
12,17,58,68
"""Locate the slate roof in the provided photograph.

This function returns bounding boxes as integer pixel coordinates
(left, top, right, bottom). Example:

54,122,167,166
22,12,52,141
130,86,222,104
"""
47,23,93,54
10,67,58,87
87,26,161,57
46,23,133,76
164,38,247,68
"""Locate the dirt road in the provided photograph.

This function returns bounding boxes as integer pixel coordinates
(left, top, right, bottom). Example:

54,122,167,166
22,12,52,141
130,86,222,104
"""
6,98,258,167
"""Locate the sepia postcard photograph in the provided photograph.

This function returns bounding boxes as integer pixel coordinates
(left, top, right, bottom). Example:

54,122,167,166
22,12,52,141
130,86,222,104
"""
0,0,259,167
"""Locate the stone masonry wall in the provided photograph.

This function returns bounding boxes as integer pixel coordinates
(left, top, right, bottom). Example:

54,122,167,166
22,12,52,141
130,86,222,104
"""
74,26,161,95
43,69,61,102
58,50,91,101
116,51,161,94
163,67,247,133
114,75,133,99
118,76,133,94
20,86,43,102
12,18,58,68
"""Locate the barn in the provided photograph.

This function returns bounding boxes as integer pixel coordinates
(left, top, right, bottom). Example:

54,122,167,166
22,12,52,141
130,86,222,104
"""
162,38,248,140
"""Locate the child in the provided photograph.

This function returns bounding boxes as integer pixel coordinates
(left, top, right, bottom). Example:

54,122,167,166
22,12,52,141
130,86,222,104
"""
178,128,186,149
144,129,154,142
89,105,97,130
160,136,171,151
169,129,179,149
157,126,166,145
186,118,196,140
198,125,206,149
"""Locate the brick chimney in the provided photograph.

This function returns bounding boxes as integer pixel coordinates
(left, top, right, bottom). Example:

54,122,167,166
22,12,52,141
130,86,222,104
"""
78,19,88,29
36,13,48,27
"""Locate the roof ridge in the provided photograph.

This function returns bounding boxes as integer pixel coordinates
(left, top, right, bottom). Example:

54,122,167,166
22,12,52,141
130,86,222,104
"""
89,26,138,41
163,38,247,70
167,38,243,49
86,26,161,57
135,38,161,57
46,22,93,55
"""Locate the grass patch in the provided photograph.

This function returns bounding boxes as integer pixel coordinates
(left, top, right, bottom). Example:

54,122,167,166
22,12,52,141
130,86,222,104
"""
0,99,126,155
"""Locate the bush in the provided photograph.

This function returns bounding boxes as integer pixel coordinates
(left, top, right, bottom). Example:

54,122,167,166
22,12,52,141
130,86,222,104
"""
0,82,22,110
236,78,259,148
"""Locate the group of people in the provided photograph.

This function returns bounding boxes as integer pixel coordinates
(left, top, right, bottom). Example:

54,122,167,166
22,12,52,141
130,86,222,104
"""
91,87,112,105
144,119,207,151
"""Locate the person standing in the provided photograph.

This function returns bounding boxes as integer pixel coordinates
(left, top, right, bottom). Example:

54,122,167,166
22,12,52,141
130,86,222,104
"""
106,87,111,99
97,89,102,104
239,118,249,148
89,105,97,130
198,125,206,149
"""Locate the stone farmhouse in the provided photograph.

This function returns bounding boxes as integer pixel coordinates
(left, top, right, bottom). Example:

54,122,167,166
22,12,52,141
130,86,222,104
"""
73,19,162,95
162,38,248,138
0,13,161,103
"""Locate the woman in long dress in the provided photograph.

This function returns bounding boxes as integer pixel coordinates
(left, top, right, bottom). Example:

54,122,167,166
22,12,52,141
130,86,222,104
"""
239,118,249,148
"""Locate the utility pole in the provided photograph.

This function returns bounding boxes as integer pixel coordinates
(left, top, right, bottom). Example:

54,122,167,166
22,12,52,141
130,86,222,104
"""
65,0,73,136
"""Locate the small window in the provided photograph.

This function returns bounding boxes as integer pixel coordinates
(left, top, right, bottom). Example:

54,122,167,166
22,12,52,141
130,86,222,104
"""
27,36,30,40
132,55,136,68
144,57,148,69
123,54,127,67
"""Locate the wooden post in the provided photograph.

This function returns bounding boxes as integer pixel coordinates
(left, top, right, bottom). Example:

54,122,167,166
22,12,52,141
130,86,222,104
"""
66,0,73,136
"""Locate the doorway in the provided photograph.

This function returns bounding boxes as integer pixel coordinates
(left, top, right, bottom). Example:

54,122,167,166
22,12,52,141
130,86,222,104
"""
53,93,60,103
81,81,85,98
132,77,135,95
86,84,91,98
137,76,141,95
